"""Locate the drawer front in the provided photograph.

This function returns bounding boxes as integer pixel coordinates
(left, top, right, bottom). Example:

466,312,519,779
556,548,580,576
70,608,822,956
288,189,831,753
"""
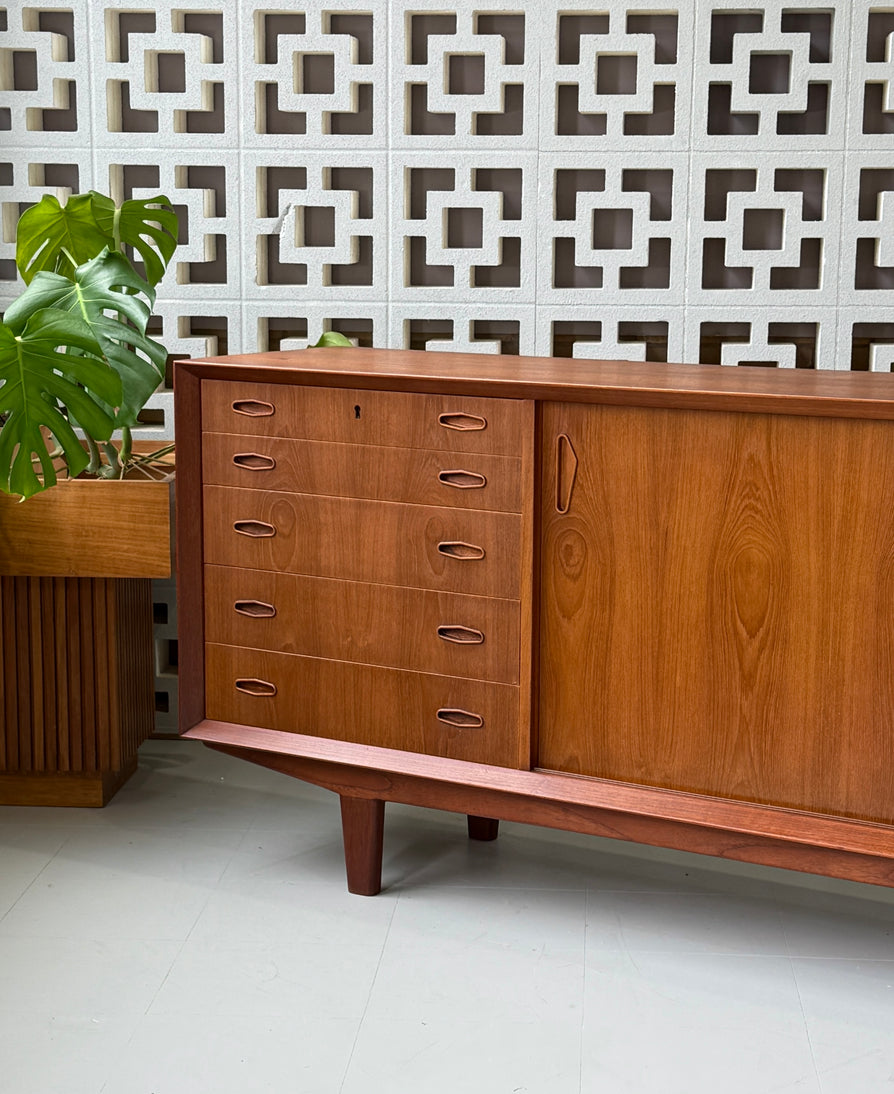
201,380,528,456
203,486,522,597
204,566,520,683
202,433,522,512
205,643,522,768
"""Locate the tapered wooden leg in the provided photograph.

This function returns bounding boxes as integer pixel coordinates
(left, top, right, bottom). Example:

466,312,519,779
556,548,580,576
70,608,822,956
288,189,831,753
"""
340,796,385,895
467,815,500,841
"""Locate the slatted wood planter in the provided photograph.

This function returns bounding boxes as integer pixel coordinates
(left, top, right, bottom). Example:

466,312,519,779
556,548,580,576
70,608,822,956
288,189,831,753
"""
0,480,171,806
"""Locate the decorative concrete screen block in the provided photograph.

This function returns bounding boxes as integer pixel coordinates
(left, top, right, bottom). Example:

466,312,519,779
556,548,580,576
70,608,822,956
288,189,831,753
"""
245,150,387,300
847,0,894,148
243,0,387,148
690,152,842,306
3,0,894,731
394,2,537,148
540,152,686,305
692,0,848,150
0,0,86,147
541,1,695,151
393,152,537,302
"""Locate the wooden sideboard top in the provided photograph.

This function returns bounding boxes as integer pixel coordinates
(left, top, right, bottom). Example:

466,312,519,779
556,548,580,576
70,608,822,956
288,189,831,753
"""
181,348,894,420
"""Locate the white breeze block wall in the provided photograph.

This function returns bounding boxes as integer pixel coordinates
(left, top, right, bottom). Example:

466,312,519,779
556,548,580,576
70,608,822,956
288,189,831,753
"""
1,0,891,730
2,0,893,426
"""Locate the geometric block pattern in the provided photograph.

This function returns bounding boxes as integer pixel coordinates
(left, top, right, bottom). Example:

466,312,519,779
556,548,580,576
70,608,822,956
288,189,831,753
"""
2,1,894,729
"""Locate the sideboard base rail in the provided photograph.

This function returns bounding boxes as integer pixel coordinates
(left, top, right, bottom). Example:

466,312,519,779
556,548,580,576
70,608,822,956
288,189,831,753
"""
185,722,894,895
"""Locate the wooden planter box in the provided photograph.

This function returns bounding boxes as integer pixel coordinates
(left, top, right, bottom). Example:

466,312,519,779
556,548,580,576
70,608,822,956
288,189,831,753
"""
0,479,171,806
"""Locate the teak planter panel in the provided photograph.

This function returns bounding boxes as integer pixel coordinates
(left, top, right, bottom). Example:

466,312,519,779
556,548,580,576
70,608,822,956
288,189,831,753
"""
0,479,171,806
176,349,894,894
0,479,171,578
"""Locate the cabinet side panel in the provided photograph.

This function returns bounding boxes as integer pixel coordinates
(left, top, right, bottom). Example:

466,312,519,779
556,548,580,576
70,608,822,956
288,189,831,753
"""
538,403,894,824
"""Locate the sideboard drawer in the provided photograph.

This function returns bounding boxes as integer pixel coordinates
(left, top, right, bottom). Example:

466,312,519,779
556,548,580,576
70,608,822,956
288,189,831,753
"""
205,566,520,683
203,486,522,597
205,643,523,767
202,432,523,512
201,380,529,456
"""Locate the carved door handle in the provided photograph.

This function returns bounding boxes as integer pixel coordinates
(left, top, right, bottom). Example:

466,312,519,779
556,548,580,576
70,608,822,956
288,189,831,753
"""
438,412,487,432
437,625,485,644
436,708,485,728
555,433,578,514
234,600,277,618
233,453,276,471
235,678,277,696
437,541,486,560
232,399,275,417
438,469,487,490
234,520,276,538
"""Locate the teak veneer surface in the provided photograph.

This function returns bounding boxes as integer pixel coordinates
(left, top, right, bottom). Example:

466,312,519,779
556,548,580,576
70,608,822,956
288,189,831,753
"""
203,486,522,598
202,432,522,512
204,566,521,683
189,348,894,419
0,480,171,578
202,379,529,454
540,403,894,824
204,643,523,768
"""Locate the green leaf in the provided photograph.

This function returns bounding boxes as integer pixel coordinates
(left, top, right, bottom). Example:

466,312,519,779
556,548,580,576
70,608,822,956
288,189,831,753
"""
4,250,166,428
91,193,179,287
312,331,354,348
0,311,122,498
15,194,109,284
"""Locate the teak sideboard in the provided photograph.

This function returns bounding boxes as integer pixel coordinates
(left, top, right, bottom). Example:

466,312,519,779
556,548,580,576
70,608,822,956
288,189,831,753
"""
176,348,894,894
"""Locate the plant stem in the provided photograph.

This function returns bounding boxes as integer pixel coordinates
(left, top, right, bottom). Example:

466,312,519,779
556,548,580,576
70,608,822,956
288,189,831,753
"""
101,441,122,479
119,426,132,470
84,433,103,474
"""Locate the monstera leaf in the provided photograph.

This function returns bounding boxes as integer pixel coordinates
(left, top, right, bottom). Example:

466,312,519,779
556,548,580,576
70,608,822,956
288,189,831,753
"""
89,192,179,287
0,311,122,498
4,250,166,428
15,192,178,287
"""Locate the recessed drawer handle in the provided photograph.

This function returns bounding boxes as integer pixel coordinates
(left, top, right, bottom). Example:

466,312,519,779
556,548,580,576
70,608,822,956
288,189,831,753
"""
234,600,277,618
437,625,485,645
437,541,486,560
235,678,277,697
232,399,275,417
438,412,487,432
234,520,276,538
438,469,487,490
436,708,484,729
233,452,276,471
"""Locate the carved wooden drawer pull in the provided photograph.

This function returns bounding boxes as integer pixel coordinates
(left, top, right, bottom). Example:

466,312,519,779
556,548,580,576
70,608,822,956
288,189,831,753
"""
555,433,578,514
437,541,486,560
232,399,274,417
233,453,276,471
436,708,485,729
438,469,487,490
234,520,276,538
235,678,277,697
438,412,487,432
234,600,277,618
437,625,485,645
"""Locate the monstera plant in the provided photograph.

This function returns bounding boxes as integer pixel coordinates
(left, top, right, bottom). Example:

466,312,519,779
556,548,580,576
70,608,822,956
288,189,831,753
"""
0,191,179,499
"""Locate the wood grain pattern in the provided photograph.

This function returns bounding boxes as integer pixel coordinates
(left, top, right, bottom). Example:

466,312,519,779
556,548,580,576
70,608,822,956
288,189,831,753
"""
201,379,529,454
201,432,523,512
203,486,522,597
539,403,894,824
0,481,171,578
184,348,894,421
204,566,521,683
186,723,894,888
204,642,523,767
0,577,153,803
340,796,385,895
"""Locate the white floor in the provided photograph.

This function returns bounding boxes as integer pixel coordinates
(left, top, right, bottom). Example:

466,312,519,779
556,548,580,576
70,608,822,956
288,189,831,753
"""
1,740,893,1094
